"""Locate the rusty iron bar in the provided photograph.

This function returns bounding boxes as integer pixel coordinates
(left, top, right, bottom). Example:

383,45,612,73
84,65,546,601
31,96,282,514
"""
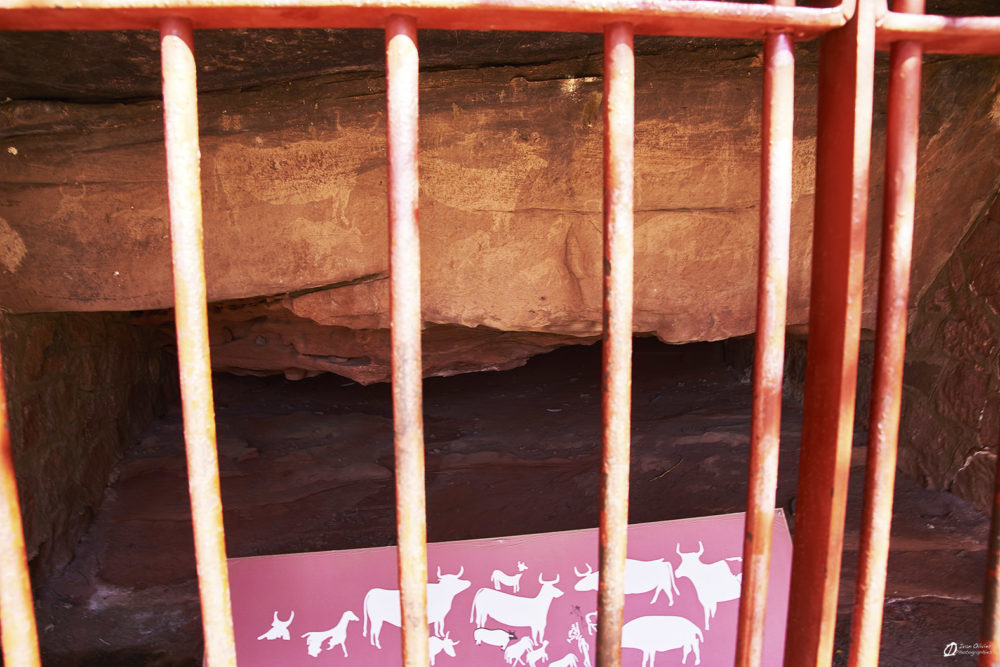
734,8,794,667
596,20,634,667
876,10,1000,54
160,17,237,667
982,452,1000,665
783,0,876,665
848,1,923,664
386,14,429,667
0,0,852,37
0,339,41,667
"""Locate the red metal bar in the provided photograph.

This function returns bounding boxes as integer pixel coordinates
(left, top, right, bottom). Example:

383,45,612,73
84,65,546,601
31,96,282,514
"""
982,458,1000,666
848,1,923,663
0,0,851,38
386,14,429,667
160,17,237,667
597,20,634,667
0,339,41,667
876,11,1000,54
734,8,794,666
783,0,876,664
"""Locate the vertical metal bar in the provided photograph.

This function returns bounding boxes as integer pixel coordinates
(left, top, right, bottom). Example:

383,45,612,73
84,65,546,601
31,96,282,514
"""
0,339,41,667
160,18,237,667
849,1,923,664
982,457,1000,666
386,15,429,667
783,0,876,664
597,21,634,667
735,15,794,667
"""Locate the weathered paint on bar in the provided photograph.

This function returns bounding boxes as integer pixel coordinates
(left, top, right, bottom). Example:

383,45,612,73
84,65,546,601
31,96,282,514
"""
783,0,875,664
735,16,794,667
0,337,41,667
160,17,237,667
877,10,1000,54
597,20,634,667
386,14,430,667
849,0,923,663
0,0,851,37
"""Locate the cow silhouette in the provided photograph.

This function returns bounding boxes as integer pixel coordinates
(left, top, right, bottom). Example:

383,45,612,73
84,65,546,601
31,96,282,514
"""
674,541,742,630
363,566,471,649
573,558,680,605
471,573,563,645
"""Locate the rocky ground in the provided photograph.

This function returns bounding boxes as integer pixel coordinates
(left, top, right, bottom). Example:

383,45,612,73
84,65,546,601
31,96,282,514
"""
34,338,989,665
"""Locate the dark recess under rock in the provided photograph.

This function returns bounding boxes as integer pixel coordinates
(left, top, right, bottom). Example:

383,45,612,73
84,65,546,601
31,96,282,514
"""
34,339,987,666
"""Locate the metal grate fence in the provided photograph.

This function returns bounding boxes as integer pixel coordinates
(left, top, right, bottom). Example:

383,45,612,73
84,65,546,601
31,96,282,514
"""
0,1,998,666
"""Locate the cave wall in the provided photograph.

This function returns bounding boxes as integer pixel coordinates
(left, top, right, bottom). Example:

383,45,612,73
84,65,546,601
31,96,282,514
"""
781,198,998,515
0,312,177,581
900,196,1000,514
1,47,998,386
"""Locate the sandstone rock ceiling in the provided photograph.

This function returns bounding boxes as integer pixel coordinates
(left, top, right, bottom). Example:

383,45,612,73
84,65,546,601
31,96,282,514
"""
0,0,995,102
0,4,998,381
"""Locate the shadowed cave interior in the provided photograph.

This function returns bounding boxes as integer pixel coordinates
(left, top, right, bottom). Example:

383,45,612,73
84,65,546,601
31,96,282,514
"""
31,337,988,666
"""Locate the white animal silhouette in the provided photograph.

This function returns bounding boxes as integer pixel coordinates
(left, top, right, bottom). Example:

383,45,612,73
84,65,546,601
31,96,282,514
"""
475,627,516,649
257,611,295,641
550,654,579,667
526,639,549,667
504,636,534,665
567,622,592,667
621,615,703,666
471,573,563,644
300,610,359,658
573,559,680,606
429,632,460,666
674,541,742,630
491,561,529,593
363,566,471,648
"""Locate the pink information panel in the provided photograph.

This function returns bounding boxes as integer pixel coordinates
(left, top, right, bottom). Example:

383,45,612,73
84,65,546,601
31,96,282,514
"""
229,510,792,666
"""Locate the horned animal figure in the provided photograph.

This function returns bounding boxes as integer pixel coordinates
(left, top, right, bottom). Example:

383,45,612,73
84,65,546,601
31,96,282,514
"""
472,573,563,644
363,566,471,648
573,558,680,606
429,632,460,666
257,610,295,641
674,541,742,630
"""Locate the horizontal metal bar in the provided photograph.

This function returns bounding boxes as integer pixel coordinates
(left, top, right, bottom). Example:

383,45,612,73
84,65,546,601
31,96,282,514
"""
876,10,1000,53
0,338,41,667
160,16,238,667
0,0,850,38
